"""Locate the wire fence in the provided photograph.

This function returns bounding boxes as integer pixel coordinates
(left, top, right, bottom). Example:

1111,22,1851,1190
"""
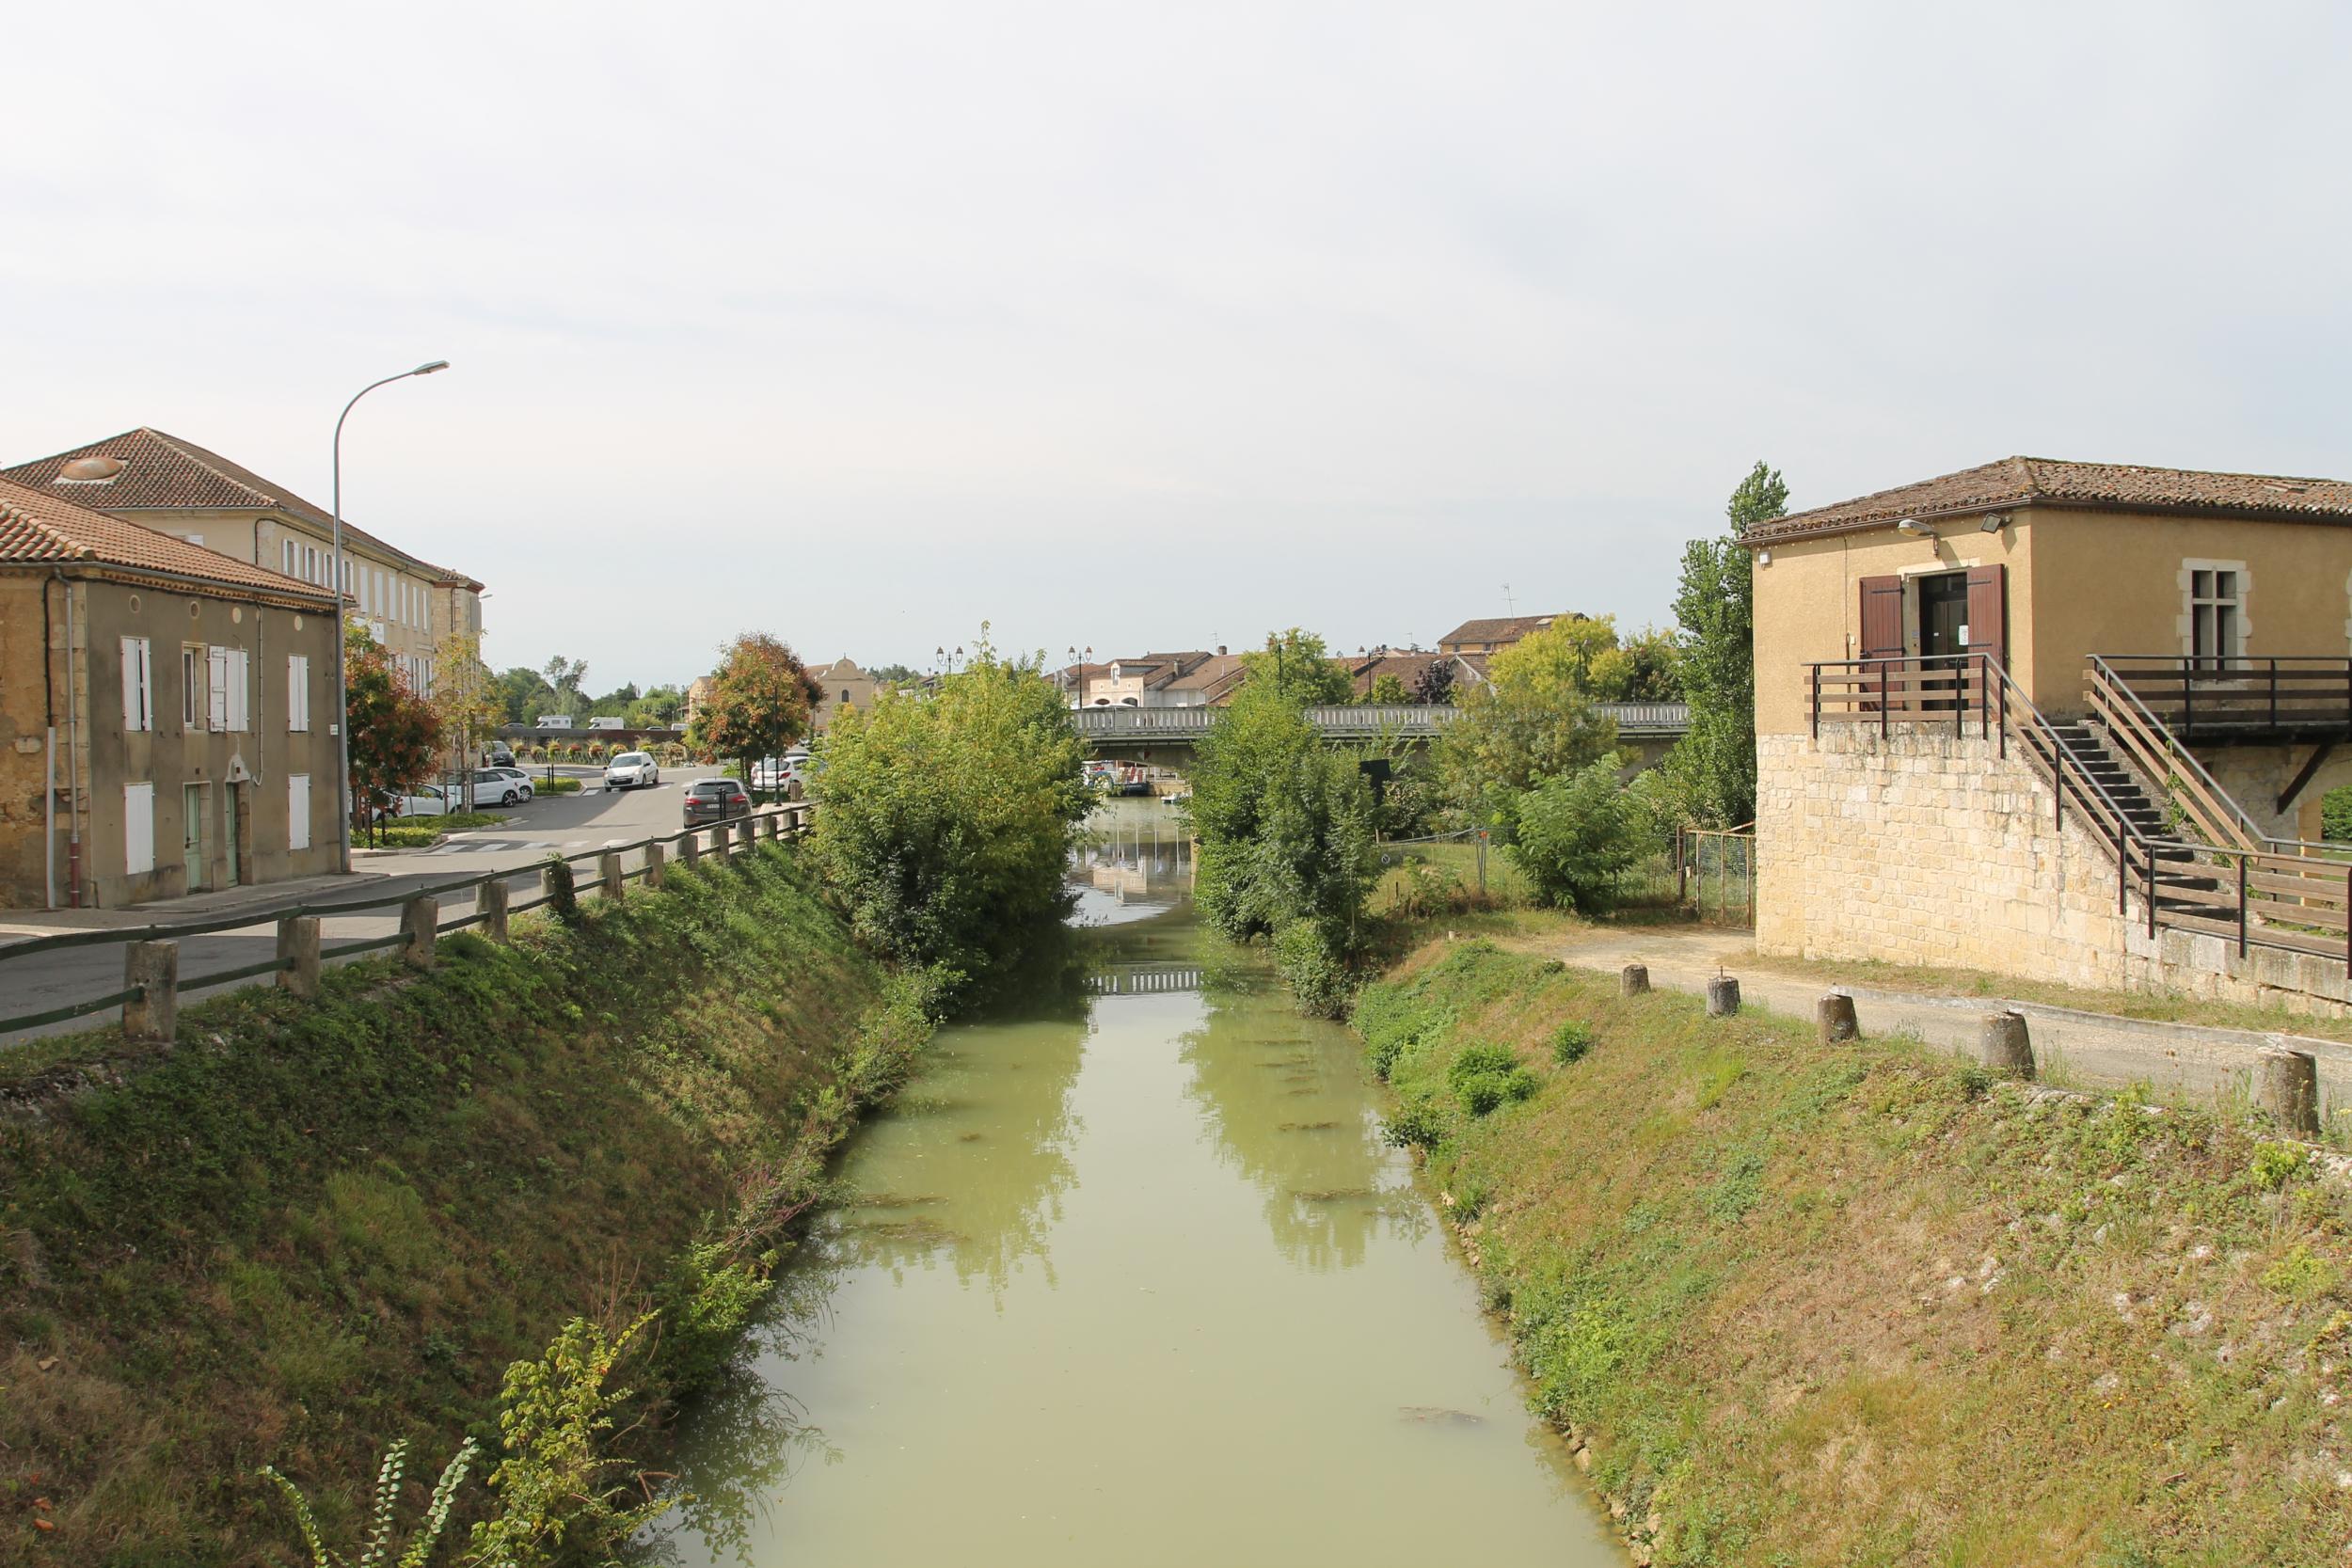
1677,824,1756,926
0,803,813,1038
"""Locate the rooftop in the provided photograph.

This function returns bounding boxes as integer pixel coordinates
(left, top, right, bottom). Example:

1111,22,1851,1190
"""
1438,614,1566,648
1744,456,2352,543
3,427,483,588
0,474,338,602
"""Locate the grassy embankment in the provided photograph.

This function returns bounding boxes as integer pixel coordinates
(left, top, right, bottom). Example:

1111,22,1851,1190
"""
0,843,927,1565
1359,935,2352,1567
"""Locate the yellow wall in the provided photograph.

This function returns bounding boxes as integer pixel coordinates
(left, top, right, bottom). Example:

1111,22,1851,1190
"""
1751,522,2031,734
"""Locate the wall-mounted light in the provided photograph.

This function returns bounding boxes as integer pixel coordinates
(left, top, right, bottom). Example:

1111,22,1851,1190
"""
1896,516,1935,538
1756,549,1772,565
1979,513,2009,533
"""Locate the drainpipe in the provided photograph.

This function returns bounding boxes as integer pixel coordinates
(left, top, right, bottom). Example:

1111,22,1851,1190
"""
54,568,83,907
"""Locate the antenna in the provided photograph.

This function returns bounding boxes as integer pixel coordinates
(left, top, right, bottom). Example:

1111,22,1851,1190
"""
1502,582,1517,615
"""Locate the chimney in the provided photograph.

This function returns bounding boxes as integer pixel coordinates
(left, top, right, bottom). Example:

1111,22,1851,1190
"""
1216,643,1228,657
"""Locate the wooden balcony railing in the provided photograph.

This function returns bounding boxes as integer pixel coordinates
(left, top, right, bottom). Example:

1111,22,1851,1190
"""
2095,656,2352,742
1805,655,2001,741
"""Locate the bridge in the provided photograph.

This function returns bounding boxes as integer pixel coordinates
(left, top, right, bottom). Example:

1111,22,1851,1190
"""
1073,702,1689,762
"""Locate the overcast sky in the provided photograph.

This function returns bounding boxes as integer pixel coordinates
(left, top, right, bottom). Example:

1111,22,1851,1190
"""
6,2,2346,688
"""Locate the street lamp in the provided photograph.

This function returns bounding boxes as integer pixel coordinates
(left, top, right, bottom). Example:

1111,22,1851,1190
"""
330,359,450,872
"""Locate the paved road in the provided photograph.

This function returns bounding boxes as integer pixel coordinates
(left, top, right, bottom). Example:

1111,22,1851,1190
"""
1541,925,2352,1116
0,768,728,1045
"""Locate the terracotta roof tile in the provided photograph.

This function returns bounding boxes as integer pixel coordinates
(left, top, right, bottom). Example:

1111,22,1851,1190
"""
2,427,483,588
1745,456,2352,543
0,475,339,601
1438,613,1570,647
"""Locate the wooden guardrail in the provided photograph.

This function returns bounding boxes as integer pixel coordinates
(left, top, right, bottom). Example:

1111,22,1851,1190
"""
0,803,813,1038
2085,656,2265,853
2095,655,2352,742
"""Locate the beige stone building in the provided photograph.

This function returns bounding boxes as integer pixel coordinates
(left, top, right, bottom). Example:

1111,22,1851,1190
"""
1749,455,2352,1012
4,429,484,696
806,657,877,734
0,475,345,908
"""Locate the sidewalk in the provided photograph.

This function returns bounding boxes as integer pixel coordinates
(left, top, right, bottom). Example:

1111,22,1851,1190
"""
0,869,391,942
1544,924,2352,1113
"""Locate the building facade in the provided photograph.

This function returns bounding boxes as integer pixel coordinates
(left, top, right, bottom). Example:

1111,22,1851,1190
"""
3,429,484,697
806,657,877,734
0,476,345,909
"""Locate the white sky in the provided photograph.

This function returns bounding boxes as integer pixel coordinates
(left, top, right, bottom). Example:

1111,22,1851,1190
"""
6,2,2346,687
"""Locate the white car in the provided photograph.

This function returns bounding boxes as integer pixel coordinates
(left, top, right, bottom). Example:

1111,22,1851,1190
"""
468,768,535,807
376,783,456,819
750,753,809,793
603,752,660,790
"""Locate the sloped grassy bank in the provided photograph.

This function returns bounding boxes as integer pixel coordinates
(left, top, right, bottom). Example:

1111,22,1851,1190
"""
1359,937,2352,1567
0,844,930,1566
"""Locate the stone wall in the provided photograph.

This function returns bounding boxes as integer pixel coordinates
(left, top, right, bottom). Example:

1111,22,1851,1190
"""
1756,725,2352,1016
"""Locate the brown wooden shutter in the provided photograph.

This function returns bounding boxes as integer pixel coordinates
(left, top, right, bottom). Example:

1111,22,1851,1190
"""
1964,563,2007,670
1858,576,1903,659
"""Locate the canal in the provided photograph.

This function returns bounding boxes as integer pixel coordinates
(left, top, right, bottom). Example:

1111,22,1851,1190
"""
647,805,1619,1565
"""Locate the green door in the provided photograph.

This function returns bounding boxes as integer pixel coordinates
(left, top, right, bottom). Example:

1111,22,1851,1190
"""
182,783,206,891
225,785,242,888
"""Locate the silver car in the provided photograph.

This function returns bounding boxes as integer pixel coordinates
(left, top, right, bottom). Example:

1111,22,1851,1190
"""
603,751,660,790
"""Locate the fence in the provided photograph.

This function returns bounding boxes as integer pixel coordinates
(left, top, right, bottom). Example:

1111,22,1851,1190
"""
1677,825,1755,925
0,803,813,1039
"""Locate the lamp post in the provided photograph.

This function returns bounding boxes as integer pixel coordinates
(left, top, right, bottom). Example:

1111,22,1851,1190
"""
331,359,450,872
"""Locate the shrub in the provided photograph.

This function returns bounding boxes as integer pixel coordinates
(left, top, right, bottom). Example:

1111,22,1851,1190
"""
2251,1140,2312,1191
811,637,1091,1002
1508,756,1645,913
1381,1093,1449,1149
260,1437,477,1568
1449,1040,1538,1116
469,1314,664,1564
1274,920,1354,1019
1551,1021,1594,1065
542,777,582,795
542,856,580,924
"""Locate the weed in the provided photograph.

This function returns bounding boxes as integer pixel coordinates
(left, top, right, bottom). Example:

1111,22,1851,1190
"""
1551,1021,1595,1066
2252,1140,2312,1192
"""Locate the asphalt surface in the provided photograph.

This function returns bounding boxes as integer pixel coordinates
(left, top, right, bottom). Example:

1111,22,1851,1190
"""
0,767,732,1045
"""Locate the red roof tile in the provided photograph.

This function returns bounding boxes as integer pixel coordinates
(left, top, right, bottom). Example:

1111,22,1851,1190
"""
0,475,339,601
1745,456,2352,543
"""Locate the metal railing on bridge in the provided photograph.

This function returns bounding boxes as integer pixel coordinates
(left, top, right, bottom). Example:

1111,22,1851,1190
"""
1071,701,1689,741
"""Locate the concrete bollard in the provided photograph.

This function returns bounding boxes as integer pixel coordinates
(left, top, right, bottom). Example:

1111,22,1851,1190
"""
1706,974,1740,1017
644,841,666,889
599,851,625,901
479,878,510,942
401,895,438,971
679,830,700,867
1818,992,1859,1044
2258,1045,2321,1138
1979,1009,2035,1078
738,818,758,855
1620,963,1650,997
277,915,321,998
122,939,178,1042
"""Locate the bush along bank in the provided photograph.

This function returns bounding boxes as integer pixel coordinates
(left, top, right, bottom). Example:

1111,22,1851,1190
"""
1358,938,2352,1567
0,842,933,1566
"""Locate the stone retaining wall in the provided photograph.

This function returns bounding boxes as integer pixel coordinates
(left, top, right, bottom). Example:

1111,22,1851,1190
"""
1756,725,2352,1017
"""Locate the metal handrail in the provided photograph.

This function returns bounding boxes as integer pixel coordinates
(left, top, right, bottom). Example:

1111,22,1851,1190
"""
2086,655,2269,851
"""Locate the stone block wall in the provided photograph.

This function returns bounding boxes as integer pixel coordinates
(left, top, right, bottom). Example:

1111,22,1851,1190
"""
1756,725,2352,1015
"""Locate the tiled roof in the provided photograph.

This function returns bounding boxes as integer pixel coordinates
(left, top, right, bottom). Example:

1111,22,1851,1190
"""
2,427,482,588
1744,456,2352,543
1438,614,1565,647
0,475,339,600
1346,651,1446,698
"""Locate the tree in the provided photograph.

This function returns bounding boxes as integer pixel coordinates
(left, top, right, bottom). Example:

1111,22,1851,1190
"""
630,684,686,728
686,634,821,781
1188,678,1381,1016
1589,624,1684,703
433,633,501,779
1240,628,1355,705
812,635,1091,999
345,625,437,846
1361,673,1411,705
496,665,558,724
867,663,921,685
1509,756,1645,913
1435,618,1621,829
541,656,588,712
1412,657,1456,706
1662,460,1785,826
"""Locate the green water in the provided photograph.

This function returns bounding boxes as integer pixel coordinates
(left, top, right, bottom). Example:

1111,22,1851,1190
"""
649,846,1620,1565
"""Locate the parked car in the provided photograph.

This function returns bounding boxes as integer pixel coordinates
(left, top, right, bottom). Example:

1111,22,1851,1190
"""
467,768,534,807
603,751,660,790
484,742,516,768
749,753,809,793
683,777,751,825
374,783,456,820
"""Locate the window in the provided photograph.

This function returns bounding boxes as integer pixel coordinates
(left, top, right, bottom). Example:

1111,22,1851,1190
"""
119,636,152,731
282,539,295,575
2189,565,2244,669
182,644,204,729
288,774,311,852
287,654,310,732
124,783,155,875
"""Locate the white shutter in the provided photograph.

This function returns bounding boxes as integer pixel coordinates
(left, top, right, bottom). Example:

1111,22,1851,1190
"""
230,650,250,732
287,655,310,732
119,636,151,731
208,647,229,732
288,774,311,852
124,783,155,874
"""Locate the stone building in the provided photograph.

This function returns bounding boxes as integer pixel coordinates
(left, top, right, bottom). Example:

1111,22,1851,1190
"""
1749,455,2352,1011
0,475,345,908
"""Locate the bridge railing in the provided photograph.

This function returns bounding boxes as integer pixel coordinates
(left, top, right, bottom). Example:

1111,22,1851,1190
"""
1072,702,1690,738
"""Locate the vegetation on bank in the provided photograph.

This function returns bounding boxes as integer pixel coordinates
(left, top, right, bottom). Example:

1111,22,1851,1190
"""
0,844,930,1566
1359,936,2352,1566
812,636,1091,1002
